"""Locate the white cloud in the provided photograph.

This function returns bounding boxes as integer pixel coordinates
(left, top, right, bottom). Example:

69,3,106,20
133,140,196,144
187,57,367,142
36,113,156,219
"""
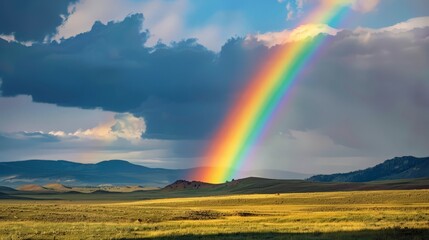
248,16,429,48
0,34,33,46
49,113,145,143
248,24,339,47
55,0,189,45
0,34,16,42
379,16,429,32
351,0,380,13
139,0,189,46
110,113,146,141
54,0,244,51
282,0,305,21
286,2,294,21
190,12,246,51
351,17,429,44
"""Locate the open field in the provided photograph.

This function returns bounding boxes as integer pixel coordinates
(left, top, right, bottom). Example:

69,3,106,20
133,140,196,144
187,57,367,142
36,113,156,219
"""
0,190,428,239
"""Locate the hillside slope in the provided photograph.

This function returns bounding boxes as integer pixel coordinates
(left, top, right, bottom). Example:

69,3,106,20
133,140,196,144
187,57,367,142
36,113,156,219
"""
163,177,429,195
0,186,17,194
308,156,429,182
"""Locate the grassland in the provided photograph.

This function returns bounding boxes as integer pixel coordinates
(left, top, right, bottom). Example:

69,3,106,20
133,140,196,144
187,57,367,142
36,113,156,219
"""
0,190,428,239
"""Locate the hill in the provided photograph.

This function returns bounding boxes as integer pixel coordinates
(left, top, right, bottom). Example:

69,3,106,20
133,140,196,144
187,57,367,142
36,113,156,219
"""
17,184,49,192
4,177,428,201
0,186,17,194
0,160,309,187
308,156,429,182
163,177,429,195
43,183,71,192
0,159,186,187
164,180,219,190
2,156,426,188
0,190,32,199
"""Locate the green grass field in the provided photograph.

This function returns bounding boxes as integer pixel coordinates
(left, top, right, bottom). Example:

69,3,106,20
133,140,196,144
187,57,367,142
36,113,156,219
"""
0,190,428,239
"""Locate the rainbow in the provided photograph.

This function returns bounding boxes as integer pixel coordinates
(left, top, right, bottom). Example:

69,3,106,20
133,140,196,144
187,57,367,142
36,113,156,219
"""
190,0,351,183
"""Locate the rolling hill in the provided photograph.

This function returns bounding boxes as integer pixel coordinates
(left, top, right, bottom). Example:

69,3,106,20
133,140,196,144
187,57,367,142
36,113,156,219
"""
5,177,428,201
17,184,49,192
308,156,429,182
0,185,17,194
163,177,429,195
0,159,308,187
43,183,72,192
0,160,185,187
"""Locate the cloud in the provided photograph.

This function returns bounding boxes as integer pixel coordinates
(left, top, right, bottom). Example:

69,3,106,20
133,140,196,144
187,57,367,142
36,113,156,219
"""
379,16,429,32
0,95,117,133
248,24,339,47
281,0,305,21
188,12,246,51
286,2,295,21
0,111,185,167
260,25,429,162
0,126,203,169
110,113,146,141
279,0,380,21
0,131,60,152
4,131,60,143
0,0,77,42
0,14,256,139
0,15,428,172
351,0,380,13
54,0,245,51
1,111,145,144
49,113,145,143
55,0,189,45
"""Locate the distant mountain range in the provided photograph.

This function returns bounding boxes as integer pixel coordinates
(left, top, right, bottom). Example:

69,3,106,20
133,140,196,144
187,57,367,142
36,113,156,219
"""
1,156,427,188
308,156,429,182
0,159,309,187
0,160,186,187
1,156,429,200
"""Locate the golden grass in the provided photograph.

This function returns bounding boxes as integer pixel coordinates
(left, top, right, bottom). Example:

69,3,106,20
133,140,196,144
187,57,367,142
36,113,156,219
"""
0,190,428,239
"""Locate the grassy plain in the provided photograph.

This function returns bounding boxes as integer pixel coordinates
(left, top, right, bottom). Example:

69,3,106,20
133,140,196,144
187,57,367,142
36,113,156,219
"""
0,190,428,239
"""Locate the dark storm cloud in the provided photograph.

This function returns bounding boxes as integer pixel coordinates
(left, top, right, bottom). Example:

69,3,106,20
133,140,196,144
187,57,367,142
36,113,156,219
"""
0,14,267,139
0,13,428,149
0,0,78,42
276,28,429,153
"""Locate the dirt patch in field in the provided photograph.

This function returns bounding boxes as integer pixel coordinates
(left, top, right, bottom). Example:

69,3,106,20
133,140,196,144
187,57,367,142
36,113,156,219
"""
234,211,258,217
172,210,225,220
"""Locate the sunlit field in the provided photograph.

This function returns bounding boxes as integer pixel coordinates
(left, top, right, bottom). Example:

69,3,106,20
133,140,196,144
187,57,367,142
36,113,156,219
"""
1,190,428,239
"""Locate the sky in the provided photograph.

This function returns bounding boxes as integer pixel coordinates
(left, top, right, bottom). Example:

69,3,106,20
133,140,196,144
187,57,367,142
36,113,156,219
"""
0,0,428,174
